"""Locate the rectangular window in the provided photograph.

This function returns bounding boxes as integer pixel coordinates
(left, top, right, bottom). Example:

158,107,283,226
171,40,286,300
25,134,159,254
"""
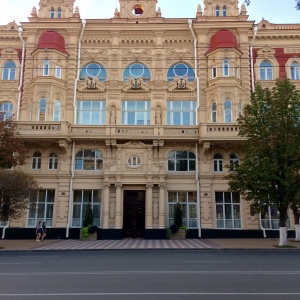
76,101,106,125
212,66,217,79
168,191,197,228
167,101,196,125
261,205,290,229
122,101,150,125
32,157,41,170
27,190,55,227
215,192,241,229
43,60,49,76
55,66,61,79
72,190,102,227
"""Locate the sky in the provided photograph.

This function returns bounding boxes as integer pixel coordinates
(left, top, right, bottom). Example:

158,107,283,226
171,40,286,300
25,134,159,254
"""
0,0,299,25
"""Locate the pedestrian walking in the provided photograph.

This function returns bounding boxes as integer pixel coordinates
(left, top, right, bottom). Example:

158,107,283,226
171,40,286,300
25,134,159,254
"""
36,221,42,242
41,221,47,241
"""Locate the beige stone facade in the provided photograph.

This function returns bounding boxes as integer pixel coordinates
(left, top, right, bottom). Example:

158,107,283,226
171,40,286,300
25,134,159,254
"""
1,0,300,239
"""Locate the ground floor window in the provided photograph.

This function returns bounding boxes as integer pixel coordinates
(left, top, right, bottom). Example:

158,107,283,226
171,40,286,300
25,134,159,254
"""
27,190,55,227
216,192,241,229
72,190,102,227
168,191,197,228
261,204,291,229
0,221,8,227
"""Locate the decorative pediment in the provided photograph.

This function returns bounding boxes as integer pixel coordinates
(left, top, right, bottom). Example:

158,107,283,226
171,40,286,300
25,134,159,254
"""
123,141,149,149
122,77,150,92
257,45,276,59
167,76,196,92
1,48,19,59
77,77,106,92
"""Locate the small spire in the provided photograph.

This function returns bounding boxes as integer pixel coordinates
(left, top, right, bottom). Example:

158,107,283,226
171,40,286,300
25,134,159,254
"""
240,3,247,15
73,6,80,18
157,7,161,17
31,6,37,17
196,4,203,17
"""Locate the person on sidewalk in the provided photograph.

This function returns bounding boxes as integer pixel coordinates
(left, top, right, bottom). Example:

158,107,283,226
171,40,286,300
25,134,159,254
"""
35,221,42,242
41,221,47,241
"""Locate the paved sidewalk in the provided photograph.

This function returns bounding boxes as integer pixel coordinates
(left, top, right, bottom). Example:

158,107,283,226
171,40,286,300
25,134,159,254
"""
1,238,300,251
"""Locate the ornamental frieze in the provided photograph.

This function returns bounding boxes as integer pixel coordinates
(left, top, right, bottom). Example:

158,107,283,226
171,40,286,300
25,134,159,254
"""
284,48,300,53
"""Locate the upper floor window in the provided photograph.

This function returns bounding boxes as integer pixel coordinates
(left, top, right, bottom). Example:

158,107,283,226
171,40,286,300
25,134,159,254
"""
213,154,223,172
224,100,232,123
39,98,47,121
216,5,220,16
122,101,150,125
43,60,50,76
223,5,227,16
260,61,273,80
75,150,103,171
167,63,195,82
3,61,16,80
291,62,299,80
229,153,239,171
167,101,196,125
55,66,61,79
223,59,229,76
80,63,107,81
123,62,151,82
57,8,61,18
48,153,58,170
0,102,13,120
53,100,61,121
238,101,243,116
32,151,41,170
76,100,106,125
50,8,55,18
211,101,217,123
212,66,217,79
168,151,196,172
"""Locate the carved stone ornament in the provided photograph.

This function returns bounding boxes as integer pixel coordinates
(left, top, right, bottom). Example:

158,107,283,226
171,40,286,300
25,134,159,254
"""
77,77,106,92
257,45,276,59
167,76,195,92
122,77,150,92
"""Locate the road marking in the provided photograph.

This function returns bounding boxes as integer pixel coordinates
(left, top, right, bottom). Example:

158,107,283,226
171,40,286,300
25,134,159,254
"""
0,262,41,265
184,261,230,263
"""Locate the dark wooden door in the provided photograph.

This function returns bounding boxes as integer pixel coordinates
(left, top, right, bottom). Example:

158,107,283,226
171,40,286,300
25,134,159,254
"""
123,190,145,239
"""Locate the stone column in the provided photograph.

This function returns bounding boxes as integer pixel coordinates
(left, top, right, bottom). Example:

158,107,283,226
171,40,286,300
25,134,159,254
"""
114,182,122,228
145,183,153,228
102,183,110,229
158,183,166,228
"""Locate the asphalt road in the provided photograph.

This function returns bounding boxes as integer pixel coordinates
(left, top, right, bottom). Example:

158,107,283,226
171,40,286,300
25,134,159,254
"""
0,250,299,299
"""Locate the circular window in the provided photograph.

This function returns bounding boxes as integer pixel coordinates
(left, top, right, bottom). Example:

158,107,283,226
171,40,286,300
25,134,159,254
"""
129,63,145,78
173,63,189,77
127,156,141,168
86,63,101,77
132,4,144,16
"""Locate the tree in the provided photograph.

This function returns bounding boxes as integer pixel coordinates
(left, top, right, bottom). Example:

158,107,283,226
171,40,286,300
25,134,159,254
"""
0,117,28,168
0,169,39,222
244,0,300,10
170,203,183,233
226,78,300,246
82,203,94,228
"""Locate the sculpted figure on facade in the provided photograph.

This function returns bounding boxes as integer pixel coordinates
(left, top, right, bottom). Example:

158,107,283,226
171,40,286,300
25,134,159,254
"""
176,77,187,90
85,77,97,89
110,105,117,124
155,105,162,125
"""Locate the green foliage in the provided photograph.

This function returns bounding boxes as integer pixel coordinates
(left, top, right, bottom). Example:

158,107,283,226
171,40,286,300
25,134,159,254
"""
82,203,94,228
170,203,183,233
226,78,300,227
80,226,89,240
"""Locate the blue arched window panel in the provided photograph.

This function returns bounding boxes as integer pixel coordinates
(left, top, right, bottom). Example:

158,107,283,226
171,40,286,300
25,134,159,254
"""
167,62,195,82
80,63,107,81
123,62,151,81
57,8,61,18
3,61,16,80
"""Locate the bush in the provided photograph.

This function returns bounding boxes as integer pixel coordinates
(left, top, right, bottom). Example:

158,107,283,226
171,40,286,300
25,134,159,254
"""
82,203,94,228
173,203,183,228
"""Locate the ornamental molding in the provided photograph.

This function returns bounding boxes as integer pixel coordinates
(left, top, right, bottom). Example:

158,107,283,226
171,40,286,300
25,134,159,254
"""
166,48,193,55
122,48,151,55
77,77,106,92
284,48,300,54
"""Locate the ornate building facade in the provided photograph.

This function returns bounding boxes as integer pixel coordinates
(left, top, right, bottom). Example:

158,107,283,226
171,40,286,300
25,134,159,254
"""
1,0,300,239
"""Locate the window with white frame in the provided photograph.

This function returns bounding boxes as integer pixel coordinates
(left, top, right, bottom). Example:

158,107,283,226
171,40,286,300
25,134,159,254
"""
211,101,217,122
235,66,239,78
43,60,50,76
260,61,273,80
80,63,107,81
123,62,151,81
167,62,195,82
122,101,150,125
76,100,106,125
291,62,299,80
72,190,101,227
53,100,61,121
167,101,196,125
216,5,220,16
212,66,217,79
223,59,229,76
50,8,55,18
39,98,47,121
168,151,196,172
55,66,61,78
27,190,55,227
0,102,13,120
215,192,241,229
3,61,16,80
32,152,41,170
75,150,103,171
48,153,58,170
261,204,290,229
224,100,232,122
57,8,61,18
213,153,223,172
223,5,227,16
238,101,243,116
168,191,197,228
229,153,239,171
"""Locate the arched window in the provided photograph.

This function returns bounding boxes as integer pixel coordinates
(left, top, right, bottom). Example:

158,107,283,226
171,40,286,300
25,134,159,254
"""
0,102,13,120
75,150,103,171
216,5,220,16
3,61,16,80
43,60,50,76
168,151,196,172
223,59,229,76
79,63,107,81
291,62,299,80
32,152,41,170
50,8,55,18
167,62,195,82
39,98,47,121
123,62,151,81
260,61,273,80
223,5,227,16
53,100,61,121
229,153,239,171
211,101,217,123
224,100,232,122
213,154,223,172
57,8,61,18
49,153,58,170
